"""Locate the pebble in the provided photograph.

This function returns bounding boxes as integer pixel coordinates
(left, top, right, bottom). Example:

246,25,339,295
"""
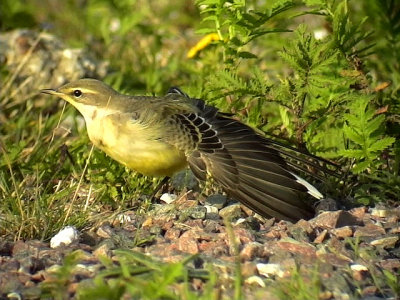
245,275,265,287
219,204,242,220
370,236,399,248
256,263,285,278
205,194,227,209
160,193,178,204
50,226,79,248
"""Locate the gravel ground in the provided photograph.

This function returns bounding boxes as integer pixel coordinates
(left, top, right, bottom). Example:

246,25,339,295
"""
1,193,399,299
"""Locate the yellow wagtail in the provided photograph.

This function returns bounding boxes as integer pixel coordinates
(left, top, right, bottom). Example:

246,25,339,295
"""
41,78,323,221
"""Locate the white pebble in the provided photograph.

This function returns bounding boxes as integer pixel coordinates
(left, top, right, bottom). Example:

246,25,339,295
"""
350,264,368,272
160,193,177,204
50,226,79,248
117,214,132,224
204,205,218,214
256,263,285,278
245,275,266,287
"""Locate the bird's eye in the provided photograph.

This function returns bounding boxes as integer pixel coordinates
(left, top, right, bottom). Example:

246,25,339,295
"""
73,90,82,97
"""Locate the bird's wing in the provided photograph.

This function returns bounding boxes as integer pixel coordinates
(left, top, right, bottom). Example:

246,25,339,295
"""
160,91,319,221
164,100,315,221
191,112,316,221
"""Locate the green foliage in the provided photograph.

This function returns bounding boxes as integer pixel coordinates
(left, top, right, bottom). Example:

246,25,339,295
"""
272,264,322,300
194,0,397,203
382,269,400,298
0,0,36,30
340,95,395,173
40,249,215,300
40,250,85,299
196,0,293,64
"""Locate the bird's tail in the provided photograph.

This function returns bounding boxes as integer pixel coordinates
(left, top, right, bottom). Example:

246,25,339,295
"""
188,113,322,222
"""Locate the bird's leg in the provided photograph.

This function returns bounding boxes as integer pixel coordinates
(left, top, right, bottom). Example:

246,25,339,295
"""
149,176,170,201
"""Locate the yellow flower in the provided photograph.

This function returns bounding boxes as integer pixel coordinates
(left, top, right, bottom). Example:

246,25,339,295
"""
187,33,220,58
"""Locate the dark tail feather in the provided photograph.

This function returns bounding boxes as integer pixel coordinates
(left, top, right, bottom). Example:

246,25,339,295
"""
188,115,321,222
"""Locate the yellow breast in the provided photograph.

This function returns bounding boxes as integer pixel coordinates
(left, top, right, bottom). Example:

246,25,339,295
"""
82,107,188,177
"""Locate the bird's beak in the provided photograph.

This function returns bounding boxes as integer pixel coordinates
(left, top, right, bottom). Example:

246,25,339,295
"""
40,88,59,95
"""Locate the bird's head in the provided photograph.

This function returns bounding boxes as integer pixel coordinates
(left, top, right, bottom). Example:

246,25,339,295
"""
41,78,119,110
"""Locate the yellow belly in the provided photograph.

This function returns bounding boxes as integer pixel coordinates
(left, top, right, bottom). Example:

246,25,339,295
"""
102,142,188,177
86,114,188,177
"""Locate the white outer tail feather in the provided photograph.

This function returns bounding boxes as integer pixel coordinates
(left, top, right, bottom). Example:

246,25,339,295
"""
289,172,324,200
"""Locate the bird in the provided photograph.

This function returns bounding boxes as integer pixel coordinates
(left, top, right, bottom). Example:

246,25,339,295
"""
41,78,324,222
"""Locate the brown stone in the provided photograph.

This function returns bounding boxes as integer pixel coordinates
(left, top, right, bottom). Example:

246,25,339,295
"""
176,199,198,209
164,228,181,240
198,240,228,256
161,221,174,231
141,217,154,228
265,222,289,239
327,236,352,257
184,219,204,229
146,242,178,258
288,222,311,242
163,254,188,263
17,272,31,285
0,258,20,272
294,219,313,234
219,204,242,220
370,236,399,248
319,291,333,300
31,270,46,281
276,238,316,258
240,242,262,261
0,273,24,293
219,255,236,263
354,223,386,237
178,231,199,254
93,242,113,258
310,210,362,229
361,286,378,297
313,229,328,244
351,264,369,281
241,261,257,278
331,226,353,239
68,282,79,294
349,207,367,220
380,259,400,270
191,278,204,291
96,225,113,239
233,227,255,244
12,241,31,256
390,226,400,234
317,252,352,267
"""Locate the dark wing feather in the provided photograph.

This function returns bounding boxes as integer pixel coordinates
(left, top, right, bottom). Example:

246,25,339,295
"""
164,92,319,221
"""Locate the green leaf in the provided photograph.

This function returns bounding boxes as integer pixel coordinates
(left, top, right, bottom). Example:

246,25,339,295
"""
303,0,325,6
364,114,385,135
368,137,395,152
195,28,218,35
339,149,366,159
352,160,371,173
343,124,364,145
238,51,258,59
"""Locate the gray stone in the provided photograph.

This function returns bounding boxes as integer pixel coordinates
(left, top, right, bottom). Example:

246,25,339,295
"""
205,194,227,209
189,206,207,219
219,204,242,220
171,169,199,191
